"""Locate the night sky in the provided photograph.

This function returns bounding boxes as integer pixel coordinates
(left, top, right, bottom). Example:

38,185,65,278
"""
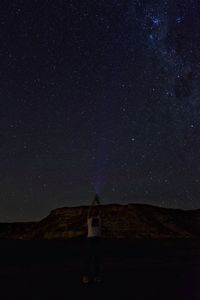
1,0,200,221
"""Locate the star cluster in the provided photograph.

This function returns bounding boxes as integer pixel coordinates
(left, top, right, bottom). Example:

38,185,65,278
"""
0,0,200,221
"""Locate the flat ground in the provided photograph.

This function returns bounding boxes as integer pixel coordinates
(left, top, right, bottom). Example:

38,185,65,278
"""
0,239,199,300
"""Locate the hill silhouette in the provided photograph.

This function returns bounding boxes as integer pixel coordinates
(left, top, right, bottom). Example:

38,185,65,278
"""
0,203,200,240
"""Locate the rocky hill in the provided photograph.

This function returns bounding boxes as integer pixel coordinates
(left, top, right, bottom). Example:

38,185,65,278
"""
0,203,200,240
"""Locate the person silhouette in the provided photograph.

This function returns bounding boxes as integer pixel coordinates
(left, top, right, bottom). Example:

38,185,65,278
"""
82,194,102,283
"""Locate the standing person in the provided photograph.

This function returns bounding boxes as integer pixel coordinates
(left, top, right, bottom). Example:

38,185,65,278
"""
82,194,102,284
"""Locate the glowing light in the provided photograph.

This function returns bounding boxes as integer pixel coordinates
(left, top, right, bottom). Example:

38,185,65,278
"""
176,16,184,23
152,17,161,25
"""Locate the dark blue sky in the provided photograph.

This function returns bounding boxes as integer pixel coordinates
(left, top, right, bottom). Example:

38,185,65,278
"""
1,0,200,221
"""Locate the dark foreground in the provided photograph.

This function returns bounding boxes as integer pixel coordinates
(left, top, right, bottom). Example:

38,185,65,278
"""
0,239,200,300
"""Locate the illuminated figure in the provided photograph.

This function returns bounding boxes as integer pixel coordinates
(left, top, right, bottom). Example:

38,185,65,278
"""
82,194,102,283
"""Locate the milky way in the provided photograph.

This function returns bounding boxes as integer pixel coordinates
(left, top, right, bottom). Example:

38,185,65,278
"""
0,0,200,221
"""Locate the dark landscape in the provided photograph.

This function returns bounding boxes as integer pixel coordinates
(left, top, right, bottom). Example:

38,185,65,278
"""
0,204,200,299
0,239,200,300
1,204,200,240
